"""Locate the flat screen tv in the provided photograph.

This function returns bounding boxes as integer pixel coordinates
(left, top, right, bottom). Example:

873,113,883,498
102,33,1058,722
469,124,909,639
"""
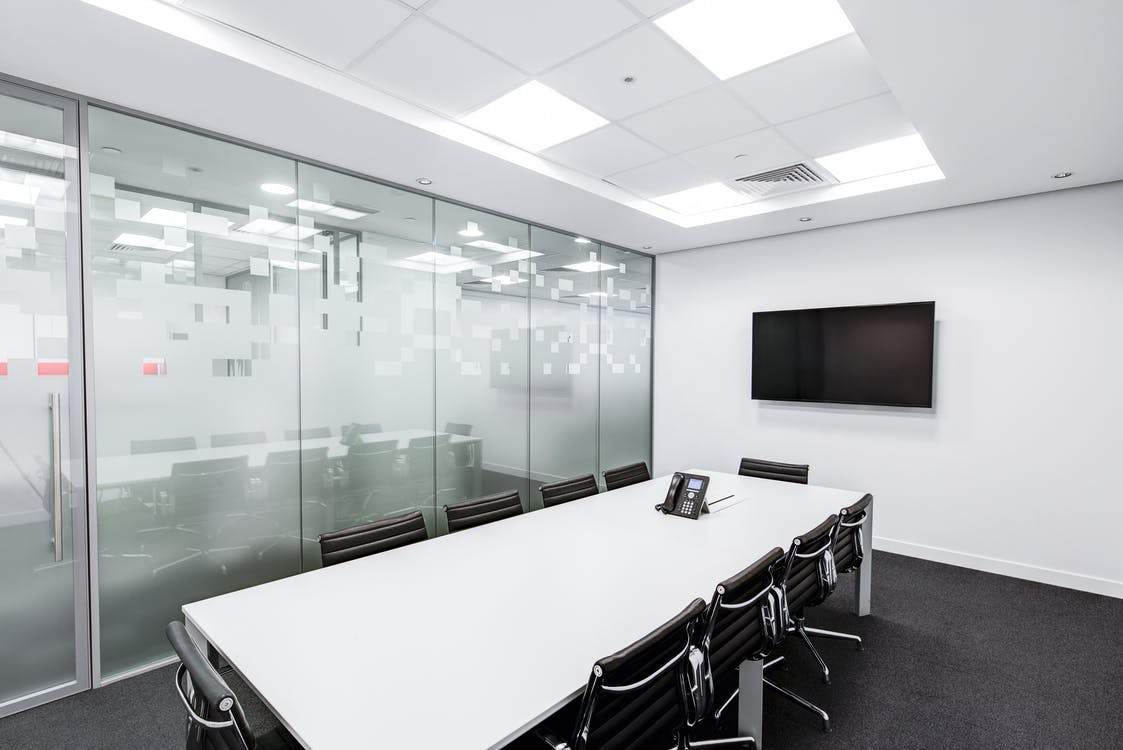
752,301,935,407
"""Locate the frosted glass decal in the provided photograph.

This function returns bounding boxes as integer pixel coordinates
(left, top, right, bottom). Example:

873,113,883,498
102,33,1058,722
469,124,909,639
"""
558,278,573,292
90,172,115,196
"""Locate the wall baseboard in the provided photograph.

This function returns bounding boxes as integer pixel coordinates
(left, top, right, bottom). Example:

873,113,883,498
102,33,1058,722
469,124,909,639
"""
873,536,1123,599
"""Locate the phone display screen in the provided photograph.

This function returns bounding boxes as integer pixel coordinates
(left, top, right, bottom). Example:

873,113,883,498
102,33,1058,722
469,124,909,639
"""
687,477,704,491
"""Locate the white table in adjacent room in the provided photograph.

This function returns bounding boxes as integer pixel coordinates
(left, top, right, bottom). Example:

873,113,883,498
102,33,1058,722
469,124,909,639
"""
182,470,872,749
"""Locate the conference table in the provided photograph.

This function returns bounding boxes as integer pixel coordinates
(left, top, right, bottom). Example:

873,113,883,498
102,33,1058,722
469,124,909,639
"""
182,470,872,749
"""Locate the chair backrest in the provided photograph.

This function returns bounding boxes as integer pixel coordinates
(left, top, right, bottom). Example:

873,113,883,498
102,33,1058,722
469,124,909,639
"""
131,436,197,455
570,599,706,750
282,426,331,441
778,515,839,617
341,423,382,440
444,489,522,533
166,621,255,750
210,431,268,448
833,493,872,574
344,440,399,490
540,474,599,508
602,462,651,492
318,510,428,567
408,434,451,479
444,422,473,436
170,456,249,526
737,457,809,484
264,447,329,503
701,547,785,682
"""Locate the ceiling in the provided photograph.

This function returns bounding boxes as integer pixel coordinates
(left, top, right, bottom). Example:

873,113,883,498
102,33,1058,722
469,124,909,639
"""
1,0,1121,253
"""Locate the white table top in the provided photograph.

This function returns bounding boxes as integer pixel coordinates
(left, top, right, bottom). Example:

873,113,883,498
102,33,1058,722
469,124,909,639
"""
183,470,866,750
96,429,479,488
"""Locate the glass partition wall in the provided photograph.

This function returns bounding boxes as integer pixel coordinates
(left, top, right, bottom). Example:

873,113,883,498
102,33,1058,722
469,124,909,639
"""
84,106,654,678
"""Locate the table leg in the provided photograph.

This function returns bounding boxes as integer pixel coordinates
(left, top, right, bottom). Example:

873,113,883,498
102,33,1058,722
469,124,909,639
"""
737,659,765,748
853,500,873,617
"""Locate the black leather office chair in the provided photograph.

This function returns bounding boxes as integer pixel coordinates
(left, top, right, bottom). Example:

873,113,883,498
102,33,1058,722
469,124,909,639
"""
539,474,599,508
700,547,830,731
444,489,522,533
750,515,839,733
701,547,785,721
532,599,755,750
777,515,839,685
444,422,473,436
166,621,300,749
800,494,874,652
131,436,197,454
282,426,331,441
318,510,428,567
737,458,809,484
211,431,268,448
602,461,651,491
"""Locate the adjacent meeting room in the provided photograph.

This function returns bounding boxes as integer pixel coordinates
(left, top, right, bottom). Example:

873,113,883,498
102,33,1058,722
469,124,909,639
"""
1,0,1120,748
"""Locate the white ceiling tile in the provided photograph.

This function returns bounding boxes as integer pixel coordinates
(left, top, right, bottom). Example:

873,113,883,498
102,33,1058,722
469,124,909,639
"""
399,0,429,7
621,86,765,154
626,0,687,17
680,127,806,181
425,0,637,74
606,156,711,197
348,18,526,116
542,25,715,121
728,35,889,125
184,0,410,70
776,92,915,157
542,124,667,177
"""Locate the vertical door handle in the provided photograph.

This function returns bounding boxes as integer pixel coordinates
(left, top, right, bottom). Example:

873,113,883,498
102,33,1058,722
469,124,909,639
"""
49,392,63,562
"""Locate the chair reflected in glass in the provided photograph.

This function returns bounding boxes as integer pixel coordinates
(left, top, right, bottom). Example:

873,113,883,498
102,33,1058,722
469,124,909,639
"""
146,456,288,590
210,431,268,448
283,426,332,441
444,422,472,436
130,436,197,455
260,447,330,559
340,439,404,526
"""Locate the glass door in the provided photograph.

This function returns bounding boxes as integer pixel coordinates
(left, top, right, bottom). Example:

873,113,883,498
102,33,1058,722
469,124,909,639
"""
0,81,90,716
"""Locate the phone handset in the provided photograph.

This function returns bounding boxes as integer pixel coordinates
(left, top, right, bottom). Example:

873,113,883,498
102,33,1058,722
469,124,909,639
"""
660,472,685,513
657,472,710,519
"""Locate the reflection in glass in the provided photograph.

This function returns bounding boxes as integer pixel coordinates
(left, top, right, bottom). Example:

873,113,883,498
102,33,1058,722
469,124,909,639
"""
89,108,302,676
435,201,530,529
80,106,656,679
597,248,653,477
294,164,437,558
0,86,82,705
528,227,603,505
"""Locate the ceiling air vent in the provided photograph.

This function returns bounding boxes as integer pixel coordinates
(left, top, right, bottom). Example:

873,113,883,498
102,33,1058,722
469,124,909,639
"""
730,162,835,200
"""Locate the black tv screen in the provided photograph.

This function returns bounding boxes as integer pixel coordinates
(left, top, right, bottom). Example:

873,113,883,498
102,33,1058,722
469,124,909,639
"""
752,301,935,407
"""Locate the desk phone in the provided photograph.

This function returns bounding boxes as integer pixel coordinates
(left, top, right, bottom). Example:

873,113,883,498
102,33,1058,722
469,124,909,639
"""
658,472,710,519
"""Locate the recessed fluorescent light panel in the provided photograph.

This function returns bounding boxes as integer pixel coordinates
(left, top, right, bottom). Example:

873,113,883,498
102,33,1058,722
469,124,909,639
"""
404,251,478,274
113,232,192,251
286,199,369,220
465,240,543,258
563,260,619,273
651,182,749,215
815,133,937,183
656,0,854,79
260,183,295,195
140,207,187,227
461,81,609,153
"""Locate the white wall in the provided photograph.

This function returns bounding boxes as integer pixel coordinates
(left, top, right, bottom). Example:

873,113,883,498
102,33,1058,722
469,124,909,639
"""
654,182,1123,598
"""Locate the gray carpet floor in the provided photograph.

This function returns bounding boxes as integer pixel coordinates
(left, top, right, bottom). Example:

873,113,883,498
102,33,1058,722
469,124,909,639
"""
1,551,1120,749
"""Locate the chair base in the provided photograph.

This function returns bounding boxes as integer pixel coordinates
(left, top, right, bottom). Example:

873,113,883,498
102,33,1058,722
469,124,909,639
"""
789,618,831,684
804,625,864,651
712,655,831,734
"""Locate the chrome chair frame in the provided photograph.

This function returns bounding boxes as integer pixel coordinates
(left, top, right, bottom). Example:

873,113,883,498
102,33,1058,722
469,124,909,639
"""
802,495,873,651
